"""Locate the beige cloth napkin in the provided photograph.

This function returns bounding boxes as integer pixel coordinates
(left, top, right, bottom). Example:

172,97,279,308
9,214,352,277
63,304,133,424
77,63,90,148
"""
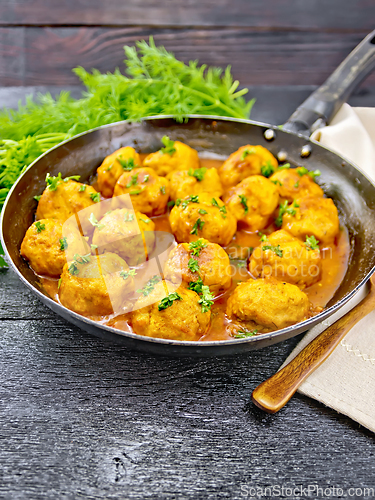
282,103,375,432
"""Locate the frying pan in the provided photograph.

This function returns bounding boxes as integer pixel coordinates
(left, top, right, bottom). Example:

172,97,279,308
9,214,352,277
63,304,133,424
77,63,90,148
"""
2,32,375,357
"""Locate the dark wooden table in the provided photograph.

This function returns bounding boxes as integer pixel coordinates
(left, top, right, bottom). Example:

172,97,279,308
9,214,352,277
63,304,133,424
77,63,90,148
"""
1,84,375,499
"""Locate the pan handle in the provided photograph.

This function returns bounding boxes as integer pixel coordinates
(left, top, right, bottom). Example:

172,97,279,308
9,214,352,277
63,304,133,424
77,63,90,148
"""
283,30,375,136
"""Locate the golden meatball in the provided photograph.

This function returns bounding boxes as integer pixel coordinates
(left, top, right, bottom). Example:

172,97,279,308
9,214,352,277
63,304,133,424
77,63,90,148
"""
281,196,340,245
97,146,141,198
226,278,310,331
218,145,278,190
164,238,231,295
249,230,322,288
167,167,223,201
113,167,169,216
143,137,200,176
20,219,89,277
91,208,155,266
36,175,99,233
130,280,211,341
270,167,324,202
59,252,134,317
223,175,279,231
169,193,236,246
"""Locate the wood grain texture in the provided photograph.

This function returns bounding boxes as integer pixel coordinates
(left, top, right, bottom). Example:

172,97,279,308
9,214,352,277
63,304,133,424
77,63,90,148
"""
1,86,375,500
0,0,374,29
2,28,375,87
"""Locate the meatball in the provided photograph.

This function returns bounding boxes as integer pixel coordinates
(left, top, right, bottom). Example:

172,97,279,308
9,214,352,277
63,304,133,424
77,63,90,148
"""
97,146,141,198
167,167,223,201
164,238,231,295
143,137,200,176
91,208,156,266
249,230,322,288
130,280,211,341
223,175,279,231
36,175,99,233
113,167,169,216
218,145,278,190
226,277,310,331
281,196,339,245
20,219,89,277
59,252,134,317
270,167,324,202
169,193,236,246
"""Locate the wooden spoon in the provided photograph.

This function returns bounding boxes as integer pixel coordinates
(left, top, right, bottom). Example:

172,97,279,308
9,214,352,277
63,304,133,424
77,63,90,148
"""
252,273,375,413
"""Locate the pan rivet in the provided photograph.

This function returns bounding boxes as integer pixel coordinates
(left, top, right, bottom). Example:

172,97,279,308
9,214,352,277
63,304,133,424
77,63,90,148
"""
277,150,287,162
300,145,312,158
264,129,276,141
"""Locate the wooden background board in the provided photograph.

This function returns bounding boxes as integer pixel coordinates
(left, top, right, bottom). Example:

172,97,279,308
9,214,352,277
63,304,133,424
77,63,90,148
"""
0,0,375,88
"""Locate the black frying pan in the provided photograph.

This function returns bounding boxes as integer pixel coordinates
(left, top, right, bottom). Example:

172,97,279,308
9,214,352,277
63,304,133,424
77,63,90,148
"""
2,32,375,357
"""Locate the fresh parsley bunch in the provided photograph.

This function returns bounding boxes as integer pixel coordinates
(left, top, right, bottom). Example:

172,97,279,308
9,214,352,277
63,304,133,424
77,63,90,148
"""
0,38,253,268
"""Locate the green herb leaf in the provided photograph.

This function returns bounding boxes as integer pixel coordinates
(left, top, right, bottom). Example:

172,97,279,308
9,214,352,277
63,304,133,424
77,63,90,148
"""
79,184,87,192
305,235,320,251
271,180,282,186
190,218,205,235
188,239,207,256
140,217,150,224
91,244,98,251
167,200,175,208
258,232,267,242
158,291,182,311
120,269,137,280
198,209,208,215
188,167,207,181
59,237,68,251
160,185,166,194
262,244,283,258
118,156,137,171
73,253,91,264
188,278,214,313
88,213,105,230
124,212,135,222
34,195,41,201
188,257,200,273
160,136,176,155
240,148,255,161
275,200,297,227
261,161,276,177
90,192,100,203
136,275,161,296
68,262,79,276
234,329,258,339
238,194,248,214
34,221,45,233
126,173,138,188
45,172,80,191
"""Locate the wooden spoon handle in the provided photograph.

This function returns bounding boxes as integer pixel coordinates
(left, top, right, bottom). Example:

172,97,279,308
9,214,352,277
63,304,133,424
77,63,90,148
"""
252,291,375,413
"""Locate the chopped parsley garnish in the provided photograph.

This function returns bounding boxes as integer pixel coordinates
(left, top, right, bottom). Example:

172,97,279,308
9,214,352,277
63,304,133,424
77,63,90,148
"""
68,262,79,276
73,253,91,264
238,194,248,214
129,189,144,195
79,185,87,192
234,329,258,339
158,292,182,311
143,174,149,183
120,269,137,280
211,198,220,208
190,218,205,235
59,237,68,251
160,185,166,194
189,239,207,256
262,244,283,258
297,167,321,180
188,258,200,273
305,235,320,251
294,181,300,188
117,156,137,171
188,167,207,181
126,173,138,188
258,232,267,242
136,275,161,296
275,200,298,227
91,244,98,251
90,192,100,203
167,200,175,208
188,278,215,313
34,195,41,202
45,173,80,191
211,197,227,218
58,277,62,289
240,148,255,161
278,163,290,171
176,195,200,209
198,209,208,215
140,218,150,224
160,135,176,156
34,221,45,233
261,161,276,177
88,213,105,230
124,212,135,222
271,180,282,186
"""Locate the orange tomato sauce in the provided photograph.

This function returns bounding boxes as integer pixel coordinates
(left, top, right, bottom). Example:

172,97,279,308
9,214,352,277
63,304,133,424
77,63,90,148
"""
40,157,350,342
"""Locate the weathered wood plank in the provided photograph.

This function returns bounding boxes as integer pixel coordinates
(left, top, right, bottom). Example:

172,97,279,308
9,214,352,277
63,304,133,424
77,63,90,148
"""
0,0,374,30
1,28,375,87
